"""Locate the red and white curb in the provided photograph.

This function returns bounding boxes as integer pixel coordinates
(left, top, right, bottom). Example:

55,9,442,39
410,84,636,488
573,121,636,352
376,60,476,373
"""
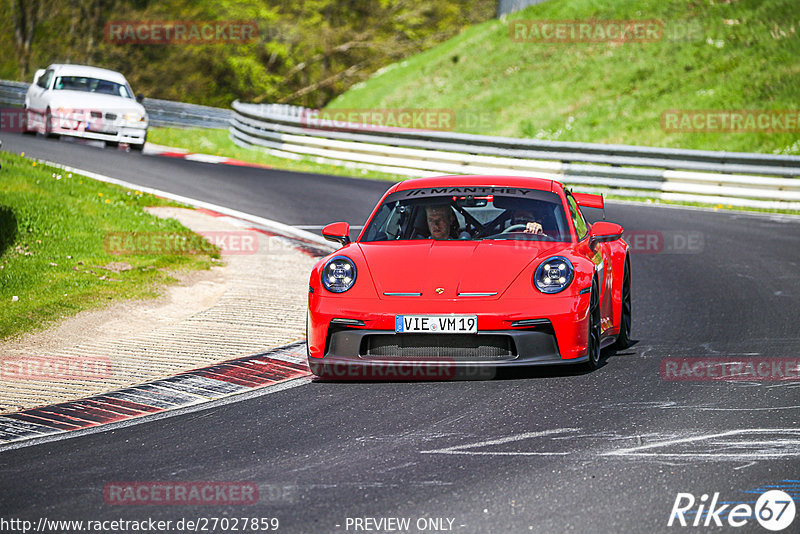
0,342,311,447
144,143,273,169
192,207,332,258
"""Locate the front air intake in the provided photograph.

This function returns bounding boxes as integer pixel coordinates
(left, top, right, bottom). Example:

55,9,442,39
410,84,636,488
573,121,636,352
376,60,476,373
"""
361,334,516,361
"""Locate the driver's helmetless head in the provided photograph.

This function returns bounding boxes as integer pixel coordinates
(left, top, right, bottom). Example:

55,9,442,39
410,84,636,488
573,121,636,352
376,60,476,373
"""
511,209,536,225
425,205,453,240
510,208,543,235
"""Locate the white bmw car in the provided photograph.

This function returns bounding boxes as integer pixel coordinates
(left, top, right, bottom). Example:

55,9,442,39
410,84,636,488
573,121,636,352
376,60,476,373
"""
24,64,148,150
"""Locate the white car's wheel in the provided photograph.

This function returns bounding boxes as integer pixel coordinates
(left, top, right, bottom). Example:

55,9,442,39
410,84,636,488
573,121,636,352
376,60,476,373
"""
22,107,36,135
44,108,59,139
130,131,147,151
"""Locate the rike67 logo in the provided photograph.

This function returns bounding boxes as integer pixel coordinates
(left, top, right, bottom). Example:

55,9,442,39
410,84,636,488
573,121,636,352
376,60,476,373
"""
669,490,796,530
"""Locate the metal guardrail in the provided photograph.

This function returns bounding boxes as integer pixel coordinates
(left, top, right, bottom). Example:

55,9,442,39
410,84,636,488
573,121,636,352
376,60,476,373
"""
0,80,28,108
141,97,231,128
0,80,231,129
230,101,800,210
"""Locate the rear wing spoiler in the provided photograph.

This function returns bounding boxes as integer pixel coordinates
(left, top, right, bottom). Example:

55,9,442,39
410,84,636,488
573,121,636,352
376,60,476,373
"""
572,192,604,209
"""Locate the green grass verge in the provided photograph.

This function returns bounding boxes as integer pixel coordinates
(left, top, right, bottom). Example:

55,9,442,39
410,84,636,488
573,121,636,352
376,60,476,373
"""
328,0,800,155
0,151,217,340
147,127,406,182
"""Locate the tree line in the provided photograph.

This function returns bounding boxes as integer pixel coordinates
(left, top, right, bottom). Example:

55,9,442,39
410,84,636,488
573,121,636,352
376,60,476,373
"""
0,0,494,108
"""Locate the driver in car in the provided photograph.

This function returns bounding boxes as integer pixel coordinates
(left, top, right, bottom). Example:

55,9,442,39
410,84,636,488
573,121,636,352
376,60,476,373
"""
509,209,546,235
425,205,471,240
425,205,456,240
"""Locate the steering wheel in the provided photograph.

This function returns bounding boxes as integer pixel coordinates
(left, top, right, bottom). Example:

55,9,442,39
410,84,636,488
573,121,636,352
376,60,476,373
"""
501,224,530,234
499,224,556,241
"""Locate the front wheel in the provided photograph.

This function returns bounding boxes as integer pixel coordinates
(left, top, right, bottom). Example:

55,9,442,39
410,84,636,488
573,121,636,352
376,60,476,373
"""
612,257,631,350
44,109,59,139
22,107,35,135
130,130,147,151
583,280,602,371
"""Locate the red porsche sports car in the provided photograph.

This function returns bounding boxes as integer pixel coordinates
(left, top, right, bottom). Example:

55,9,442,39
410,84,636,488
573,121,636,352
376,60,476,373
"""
307,175,630,377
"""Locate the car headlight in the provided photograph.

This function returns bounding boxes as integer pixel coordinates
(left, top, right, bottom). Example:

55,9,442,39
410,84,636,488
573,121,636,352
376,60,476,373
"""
322,256,357,293
123,112,143,122
533,256,574,294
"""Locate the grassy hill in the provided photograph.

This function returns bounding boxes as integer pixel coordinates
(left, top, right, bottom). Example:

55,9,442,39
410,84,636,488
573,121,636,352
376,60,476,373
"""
328,0,800,155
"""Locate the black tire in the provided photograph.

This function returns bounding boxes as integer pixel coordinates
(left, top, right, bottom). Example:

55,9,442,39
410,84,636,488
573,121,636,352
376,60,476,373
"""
22,107,35,135
44,109,58,139
305,311,311,360
128,130,147,151
583,280,602,371
612,256,631,350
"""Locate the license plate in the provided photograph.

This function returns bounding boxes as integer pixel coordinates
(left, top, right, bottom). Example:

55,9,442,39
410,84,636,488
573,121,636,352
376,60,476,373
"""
395,315,477,334
87,121,112,132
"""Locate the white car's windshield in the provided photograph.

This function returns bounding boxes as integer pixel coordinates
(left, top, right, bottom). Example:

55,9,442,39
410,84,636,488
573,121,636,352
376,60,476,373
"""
53,76,132,98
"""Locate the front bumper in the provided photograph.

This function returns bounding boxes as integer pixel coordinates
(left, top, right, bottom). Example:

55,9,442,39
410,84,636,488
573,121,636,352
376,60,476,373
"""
308,293,591,373
55,122,147,144
46,111,147,144
309,327,589,378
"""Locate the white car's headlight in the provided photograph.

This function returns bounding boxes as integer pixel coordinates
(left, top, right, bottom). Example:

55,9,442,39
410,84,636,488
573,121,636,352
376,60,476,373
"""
123,112,144,122
534,256,574,294
322,256,357,293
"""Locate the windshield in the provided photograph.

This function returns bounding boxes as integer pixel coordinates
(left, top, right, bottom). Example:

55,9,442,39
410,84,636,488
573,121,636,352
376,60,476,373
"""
361,187,571,243
53,76,133,98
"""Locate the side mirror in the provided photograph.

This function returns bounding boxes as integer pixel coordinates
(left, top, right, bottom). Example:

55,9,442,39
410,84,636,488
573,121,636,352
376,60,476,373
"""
33,69,45,86
589,221,623,250
322,222,351,247
136,93,145,103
